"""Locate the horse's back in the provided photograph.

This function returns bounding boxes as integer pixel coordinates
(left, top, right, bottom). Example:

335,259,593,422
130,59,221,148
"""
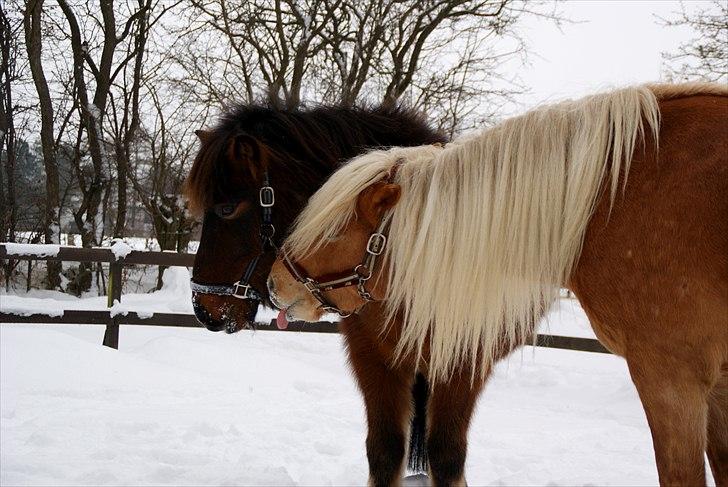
571,93,728,367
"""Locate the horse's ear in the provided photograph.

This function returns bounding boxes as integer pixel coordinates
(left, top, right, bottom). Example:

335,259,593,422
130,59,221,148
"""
195,129,213,144
226,134,268,181
357,182,401,226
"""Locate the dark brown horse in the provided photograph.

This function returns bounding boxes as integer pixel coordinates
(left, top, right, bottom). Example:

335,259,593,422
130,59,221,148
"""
184,103,452,485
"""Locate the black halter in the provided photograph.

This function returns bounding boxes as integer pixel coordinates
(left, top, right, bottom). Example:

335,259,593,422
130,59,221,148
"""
190,171,276,302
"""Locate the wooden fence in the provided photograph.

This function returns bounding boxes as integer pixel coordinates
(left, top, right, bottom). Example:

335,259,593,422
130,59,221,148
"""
0,243,610,354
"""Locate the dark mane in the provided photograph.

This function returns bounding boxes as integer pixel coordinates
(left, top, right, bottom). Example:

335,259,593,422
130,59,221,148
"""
184,102,445,215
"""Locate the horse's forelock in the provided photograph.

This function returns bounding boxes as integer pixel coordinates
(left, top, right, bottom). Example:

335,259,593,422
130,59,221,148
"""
185,129,273,217
184,133,222,216
185,102,445,217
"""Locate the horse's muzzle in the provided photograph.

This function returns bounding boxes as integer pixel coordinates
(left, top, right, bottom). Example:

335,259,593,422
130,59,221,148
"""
191,292,257,333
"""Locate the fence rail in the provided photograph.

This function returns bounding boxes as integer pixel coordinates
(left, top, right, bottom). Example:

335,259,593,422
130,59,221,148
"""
0,244,195,266
0,243,610,354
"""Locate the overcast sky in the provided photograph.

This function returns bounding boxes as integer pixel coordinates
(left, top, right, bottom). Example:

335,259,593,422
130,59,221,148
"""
504,0,706,115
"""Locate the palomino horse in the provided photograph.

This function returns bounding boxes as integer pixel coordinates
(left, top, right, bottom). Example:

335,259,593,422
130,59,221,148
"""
268,84,728,485
183,103,461,484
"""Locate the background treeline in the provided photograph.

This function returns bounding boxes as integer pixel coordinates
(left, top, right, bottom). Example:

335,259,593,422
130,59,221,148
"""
0,0,724,294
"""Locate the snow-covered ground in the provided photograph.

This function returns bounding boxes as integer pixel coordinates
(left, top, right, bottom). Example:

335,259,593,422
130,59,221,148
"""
0,322,663,486
1,273,715,485
0,320,689,485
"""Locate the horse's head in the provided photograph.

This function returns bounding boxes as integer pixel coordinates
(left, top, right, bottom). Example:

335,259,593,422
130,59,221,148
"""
185,121,286,333
268,145,442,324
269,181,401,323
186,104,445,332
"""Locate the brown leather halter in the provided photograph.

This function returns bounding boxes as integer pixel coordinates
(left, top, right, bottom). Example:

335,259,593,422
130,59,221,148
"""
280,163,403,317
280,216,389,317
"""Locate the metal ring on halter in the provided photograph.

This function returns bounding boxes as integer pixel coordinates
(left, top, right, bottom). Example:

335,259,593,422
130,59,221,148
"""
357,281,374,302
260,223,276,239
354,264,372,280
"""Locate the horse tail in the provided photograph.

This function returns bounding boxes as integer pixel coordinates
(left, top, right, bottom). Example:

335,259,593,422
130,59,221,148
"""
407,372,429,472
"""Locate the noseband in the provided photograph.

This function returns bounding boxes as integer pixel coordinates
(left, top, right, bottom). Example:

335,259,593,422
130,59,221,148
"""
190,171,276,304
280,212,390,318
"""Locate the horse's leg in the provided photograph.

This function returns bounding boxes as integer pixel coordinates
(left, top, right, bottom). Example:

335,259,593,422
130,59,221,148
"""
707,369,728,486
340,315,415,487
426,367,486,487
627,351,712,486
358,358,414,487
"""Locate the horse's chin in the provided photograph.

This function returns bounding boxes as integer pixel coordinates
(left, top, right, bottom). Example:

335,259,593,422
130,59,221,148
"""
285,301,324,324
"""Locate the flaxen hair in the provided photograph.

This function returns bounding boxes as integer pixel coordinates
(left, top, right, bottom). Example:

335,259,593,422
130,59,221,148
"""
285,83,725,382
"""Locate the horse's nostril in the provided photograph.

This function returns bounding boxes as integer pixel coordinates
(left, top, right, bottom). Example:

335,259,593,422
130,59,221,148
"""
192,300,226,332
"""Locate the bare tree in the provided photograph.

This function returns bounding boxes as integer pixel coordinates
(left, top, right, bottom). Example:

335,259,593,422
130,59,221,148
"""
23,0,62,289
127,81,200,288
59,0,128,249
108,0,151,237
1,1,24,289
175,0,341,108
0,1,22,244
6,0,565,295
660,0,727,83
174,0,558,134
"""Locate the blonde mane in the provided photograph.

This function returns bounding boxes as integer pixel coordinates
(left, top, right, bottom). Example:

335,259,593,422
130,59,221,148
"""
285,83,721,382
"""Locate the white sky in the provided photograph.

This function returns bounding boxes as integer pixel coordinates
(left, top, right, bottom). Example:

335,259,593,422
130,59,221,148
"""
504,0,706,115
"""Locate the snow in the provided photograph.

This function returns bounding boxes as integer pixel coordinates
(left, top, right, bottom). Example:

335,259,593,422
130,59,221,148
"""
0,267,194,317
1,319,683,486
1,306,64,318
11,233,200,254
110,240,134,260
3,243,61,257
2,297,711,486
3,273,716,485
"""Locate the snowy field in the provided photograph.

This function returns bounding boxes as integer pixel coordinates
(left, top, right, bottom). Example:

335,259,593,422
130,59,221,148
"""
3,289,710,487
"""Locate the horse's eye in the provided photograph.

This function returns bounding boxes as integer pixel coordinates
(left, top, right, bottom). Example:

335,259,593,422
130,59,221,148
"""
220,204,235,217
213,202,247,219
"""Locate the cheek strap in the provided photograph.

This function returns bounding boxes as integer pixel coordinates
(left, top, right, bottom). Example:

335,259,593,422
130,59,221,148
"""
279,217,389,318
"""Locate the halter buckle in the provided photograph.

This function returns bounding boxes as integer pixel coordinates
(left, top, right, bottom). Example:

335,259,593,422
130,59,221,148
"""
366,233,387,255
232,282,257,300
303,279,318,293
259,186,275,207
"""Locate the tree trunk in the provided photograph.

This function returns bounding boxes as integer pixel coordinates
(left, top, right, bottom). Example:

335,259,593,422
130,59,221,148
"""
0,5,17,245
24,0,61,289
153,214,175,290
113,140,128,237
114,0,148,237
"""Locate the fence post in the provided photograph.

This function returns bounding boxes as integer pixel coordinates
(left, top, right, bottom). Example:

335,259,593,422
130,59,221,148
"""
102,261,122,349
